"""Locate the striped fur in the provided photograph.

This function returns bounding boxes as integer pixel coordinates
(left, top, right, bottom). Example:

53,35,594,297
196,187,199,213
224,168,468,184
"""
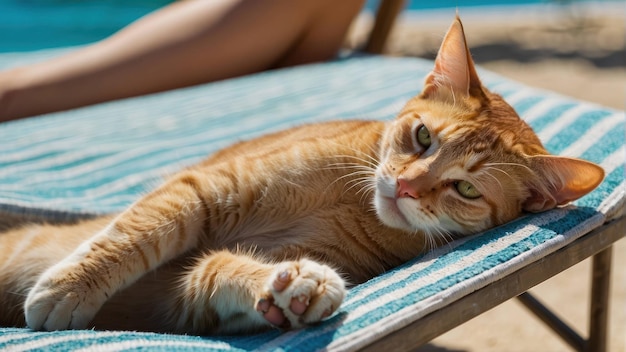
0,17,604,336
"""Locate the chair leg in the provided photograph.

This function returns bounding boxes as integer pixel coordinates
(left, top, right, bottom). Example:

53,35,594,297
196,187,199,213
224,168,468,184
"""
517,244,615,352
517,292,585,350
586,246,613,352
364,0,405,54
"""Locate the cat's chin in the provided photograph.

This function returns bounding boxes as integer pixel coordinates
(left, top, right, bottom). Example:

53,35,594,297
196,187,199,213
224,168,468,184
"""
374,195,416,233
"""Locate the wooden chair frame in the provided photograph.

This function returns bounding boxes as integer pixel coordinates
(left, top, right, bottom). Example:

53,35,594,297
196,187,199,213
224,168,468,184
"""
364,1,625,351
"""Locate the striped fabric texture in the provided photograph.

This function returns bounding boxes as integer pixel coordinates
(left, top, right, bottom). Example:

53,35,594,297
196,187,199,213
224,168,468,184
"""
0,50,624,351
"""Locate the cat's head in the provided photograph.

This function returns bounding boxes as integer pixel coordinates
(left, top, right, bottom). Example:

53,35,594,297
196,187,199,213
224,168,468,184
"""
374,16,604,239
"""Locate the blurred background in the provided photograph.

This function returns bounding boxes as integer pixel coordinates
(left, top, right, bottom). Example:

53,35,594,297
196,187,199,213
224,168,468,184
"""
353,0,625,110
3,0,621,108
1,0,623,351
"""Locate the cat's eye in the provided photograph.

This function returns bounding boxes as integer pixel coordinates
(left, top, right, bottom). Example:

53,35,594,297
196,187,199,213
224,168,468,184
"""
416,125,431,149
455,180,482,199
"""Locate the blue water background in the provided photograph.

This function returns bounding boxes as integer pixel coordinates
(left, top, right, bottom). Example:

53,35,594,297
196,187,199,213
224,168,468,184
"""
0,0,172,52
371,0,619,10
381,0,558,10
0,0,620,52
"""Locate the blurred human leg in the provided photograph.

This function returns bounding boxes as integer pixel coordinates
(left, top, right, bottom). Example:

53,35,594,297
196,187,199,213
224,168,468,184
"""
0,0,364,122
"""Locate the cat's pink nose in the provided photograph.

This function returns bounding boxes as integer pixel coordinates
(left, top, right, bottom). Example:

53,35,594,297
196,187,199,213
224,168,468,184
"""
396,177,419,199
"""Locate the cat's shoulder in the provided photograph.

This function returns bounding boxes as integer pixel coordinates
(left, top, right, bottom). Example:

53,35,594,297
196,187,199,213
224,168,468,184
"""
203,119,384,164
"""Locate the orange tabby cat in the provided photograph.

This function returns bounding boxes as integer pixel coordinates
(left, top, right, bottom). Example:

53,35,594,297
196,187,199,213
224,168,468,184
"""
0,17,603,335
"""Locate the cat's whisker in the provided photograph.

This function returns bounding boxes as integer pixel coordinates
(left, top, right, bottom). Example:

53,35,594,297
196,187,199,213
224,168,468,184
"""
323,163,375,173
330,143,381,165
334,155,380,170
414,216,436,252
435,227,457,253
415,207,455,252
324,158,376,195
484,162,533,174
323,163,376,175
352,183,375,207
424,229,438,252
336,169,375,178
327,170,374,189
484,166,516,182
438,227,455,245
481,170,504,192
354,179,376,196
436,227,454,244
326,140,381,167
354,180,377,204
359,186,376,207
430,230,441,251
362,142,382,164
325,171,362,192
283,177,304,189
420,233,429,251
324,162,365,168
341,177,376,199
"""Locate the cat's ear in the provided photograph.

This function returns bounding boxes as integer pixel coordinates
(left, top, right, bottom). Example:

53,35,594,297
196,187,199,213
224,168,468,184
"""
523,155,605,212
421,15,483,100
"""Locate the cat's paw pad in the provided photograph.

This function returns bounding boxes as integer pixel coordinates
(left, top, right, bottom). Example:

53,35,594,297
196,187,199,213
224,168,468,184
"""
25,265,105,331
258,259,346,329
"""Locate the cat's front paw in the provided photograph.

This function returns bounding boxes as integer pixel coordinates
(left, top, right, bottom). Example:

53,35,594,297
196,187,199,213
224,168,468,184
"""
257,259,346,329
25,264,106,331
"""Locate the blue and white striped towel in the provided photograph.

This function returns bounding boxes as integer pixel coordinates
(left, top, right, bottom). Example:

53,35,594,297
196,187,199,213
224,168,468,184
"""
0,50,624,351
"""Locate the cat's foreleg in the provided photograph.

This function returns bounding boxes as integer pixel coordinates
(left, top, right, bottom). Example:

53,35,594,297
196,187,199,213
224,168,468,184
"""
24,170,209,331
170,250,346,334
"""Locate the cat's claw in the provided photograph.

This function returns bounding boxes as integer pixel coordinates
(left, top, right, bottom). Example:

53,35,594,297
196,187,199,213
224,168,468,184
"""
24,264,104,331
260,259,346,329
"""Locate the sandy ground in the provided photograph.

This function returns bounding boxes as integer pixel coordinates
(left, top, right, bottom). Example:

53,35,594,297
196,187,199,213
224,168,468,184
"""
349,4,625,351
